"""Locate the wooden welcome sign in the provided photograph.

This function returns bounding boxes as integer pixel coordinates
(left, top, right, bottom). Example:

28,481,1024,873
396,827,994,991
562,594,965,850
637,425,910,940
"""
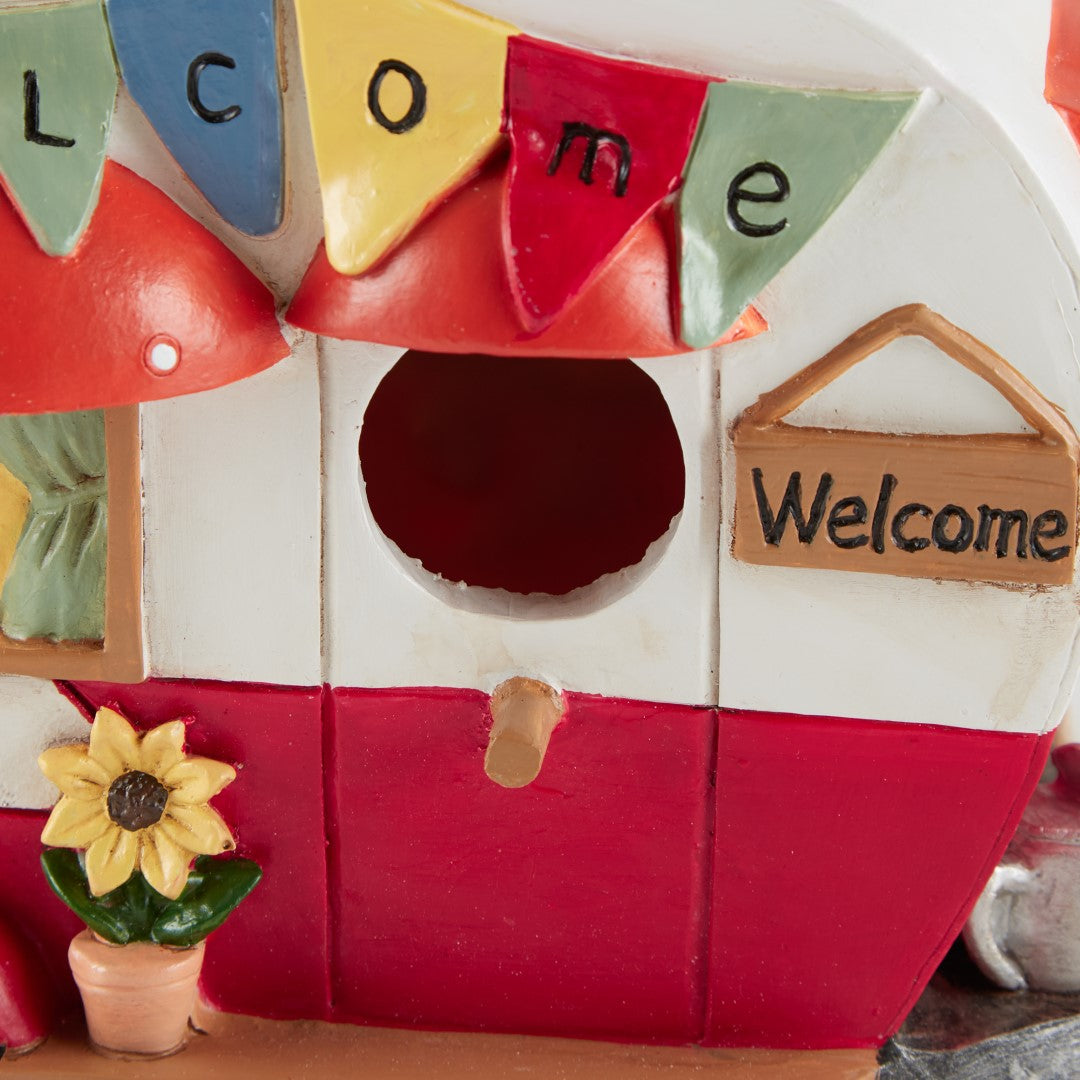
733,305,1080,586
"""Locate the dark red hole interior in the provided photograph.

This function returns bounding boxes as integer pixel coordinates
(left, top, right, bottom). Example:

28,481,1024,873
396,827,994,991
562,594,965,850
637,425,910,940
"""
360,352,685,597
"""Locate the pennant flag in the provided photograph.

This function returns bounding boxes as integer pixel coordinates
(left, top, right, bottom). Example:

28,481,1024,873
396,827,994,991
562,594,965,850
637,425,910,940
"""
504,36,709,333
106,0,284,237
677,82,918,349
1047,0,1080,147
295,0,514,276
0,0,116,256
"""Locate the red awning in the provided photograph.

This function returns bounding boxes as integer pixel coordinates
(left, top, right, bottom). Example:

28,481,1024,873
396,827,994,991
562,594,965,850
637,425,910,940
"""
0,160,287,414
287,153,765,359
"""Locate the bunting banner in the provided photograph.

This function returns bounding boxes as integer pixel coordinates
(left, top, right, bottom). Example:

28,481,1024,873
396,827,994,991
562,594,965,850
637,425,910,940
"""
107,0,285,237
504,36,709,333
677,82,918,350
295,0,515,275
0,0,116,256
0,0,925,363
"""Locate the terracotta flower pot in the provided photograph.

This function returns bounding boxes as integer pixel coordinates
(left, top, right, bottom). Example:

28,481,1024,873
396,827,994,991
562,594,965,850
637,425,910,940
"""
67,930,205,1058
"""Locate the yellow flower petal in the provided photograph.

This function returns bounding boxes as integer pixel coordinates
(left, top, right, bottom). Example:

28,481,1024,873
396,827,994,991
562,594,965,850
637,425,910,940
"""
38,744,109,802
138,720,187,778
85,825,139,896
140,828,192,900
41,795,111,849
88,708,140,777
163,757,236,805
160,802,235,857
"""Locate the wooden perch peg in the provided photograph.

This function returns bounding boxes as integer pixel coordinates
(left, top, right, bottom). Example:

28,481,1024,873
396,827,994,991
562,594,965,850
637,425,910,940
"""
484,677,566,789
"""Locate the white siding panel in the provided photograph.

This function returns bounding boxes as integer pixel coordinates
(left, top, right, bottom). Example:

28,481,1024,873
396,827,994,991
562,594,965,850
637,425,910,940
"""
322,340,719,705
141,341,322,687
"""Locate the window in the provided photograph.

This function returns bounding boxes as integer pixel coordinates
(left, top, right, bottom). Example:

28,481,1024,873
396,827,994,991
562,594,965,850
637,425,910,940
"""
0,406,143,681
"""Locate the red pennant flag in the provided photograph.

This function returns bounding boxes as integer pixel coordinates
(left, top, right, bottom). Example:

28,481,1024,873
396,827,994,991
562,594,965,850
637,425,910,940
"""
1047,0,1080,145
504,36,709,332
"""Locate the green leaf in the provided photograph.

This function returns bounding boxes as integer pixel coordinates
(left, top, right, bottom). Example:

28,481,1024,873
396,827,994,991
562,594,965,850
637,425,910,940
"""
120,873,177,939
150,857,262,947
40,850,133,945
118,871,169,934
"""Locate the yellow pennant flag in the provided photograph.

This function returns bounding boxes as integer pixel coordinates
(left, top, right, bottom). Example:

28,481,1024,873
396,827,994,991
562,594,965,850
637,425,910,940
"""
296,0,515,276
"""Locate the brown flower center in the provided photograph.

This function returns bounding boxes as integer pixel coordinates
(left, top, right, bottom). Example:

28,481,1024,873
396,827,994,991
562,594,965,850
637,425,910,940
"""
106,770,168,832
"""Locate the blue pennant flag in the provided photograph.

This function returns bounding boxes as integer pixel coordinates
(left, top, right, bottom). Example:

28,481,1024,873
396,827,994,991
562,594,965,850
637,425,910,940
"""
107,0,284,236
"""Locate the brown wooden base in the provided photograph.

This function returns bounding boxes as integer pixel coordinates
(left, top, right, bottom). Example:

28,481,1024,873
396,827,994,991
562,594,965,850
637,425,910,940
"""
7,1005,879,1079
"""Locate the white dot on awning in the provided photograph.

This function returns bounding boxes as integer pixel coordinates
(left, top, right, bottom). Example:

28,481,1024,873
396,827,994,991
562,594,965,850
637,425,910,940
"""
146,338,180,375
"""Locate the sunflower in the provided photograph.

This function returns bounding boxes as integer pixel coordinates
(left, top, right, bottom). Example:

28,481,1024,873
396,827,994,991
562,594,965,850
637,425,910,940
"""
38,707,236,899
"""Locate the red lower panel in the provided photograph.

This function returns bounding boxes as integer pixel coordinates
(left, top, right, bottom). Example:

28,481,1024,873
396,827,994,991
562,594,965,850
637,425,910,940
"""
705,710,1050,1049
69,680,330,1021
0,808,82,1021
20,682,1047,1049
329,688,713,1042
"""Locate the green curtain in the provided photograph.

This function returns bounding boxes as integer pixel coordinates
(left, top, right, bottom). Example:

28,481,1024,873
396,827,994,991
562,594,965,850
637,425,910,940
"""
0,410,107,643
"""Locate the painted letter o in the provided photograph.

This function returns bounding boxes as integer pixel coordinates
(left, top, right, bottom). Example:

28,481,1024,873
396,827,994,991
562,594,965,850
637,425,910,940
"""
368,59,427,134
932,504,975,553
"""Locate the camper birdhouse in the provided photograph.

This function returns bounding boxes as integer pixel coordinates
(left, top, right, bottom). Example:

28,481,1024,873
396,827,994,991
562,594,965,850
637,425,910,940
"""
0,0,1079,1066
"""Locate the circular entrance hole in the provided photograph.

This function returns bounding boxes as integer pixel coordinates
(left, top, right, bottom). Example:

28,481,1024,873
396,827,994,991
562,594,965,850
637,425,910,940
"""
360,351,685,598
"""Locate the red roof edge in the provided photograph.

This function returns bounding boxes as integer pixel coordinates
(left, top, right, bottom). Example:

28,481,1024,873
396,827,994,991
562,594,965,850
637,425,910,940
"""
0,161,287,414
287,155,765,359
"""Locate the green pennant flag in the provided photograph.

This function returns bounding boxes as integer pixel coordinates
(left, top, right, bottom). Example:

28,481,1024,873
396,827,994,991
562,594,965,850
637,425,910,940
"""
0,0,117,256
677,82,918,349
